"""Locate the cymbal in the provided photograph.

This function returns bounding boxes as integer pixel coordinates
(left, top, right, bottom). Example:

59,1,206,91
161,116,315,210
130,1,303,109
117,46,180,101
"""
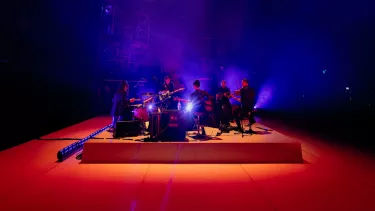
143,97,153,103
130,104,142,108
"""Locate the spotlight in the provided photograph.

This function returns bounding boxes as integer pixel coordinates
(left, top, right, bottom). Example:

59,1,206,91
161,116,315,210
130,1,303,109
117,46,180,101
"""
186,103,193,112
148,104,153,110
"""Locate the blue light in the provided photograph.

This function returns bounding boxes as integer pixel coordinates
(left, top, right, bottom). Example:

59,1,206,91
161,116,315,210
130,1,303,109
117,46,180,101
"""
186,103,193,112
148,104,153,110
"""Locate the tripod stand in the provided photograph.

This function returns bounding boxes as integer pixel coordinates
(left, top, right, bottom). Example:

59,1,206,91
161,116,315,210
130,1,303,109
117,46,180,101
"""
233,111,254,138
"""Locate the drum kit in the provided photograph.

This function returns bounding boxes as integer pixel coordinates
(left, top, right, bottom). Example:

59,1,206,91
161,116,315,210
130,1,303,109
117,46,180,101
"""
121,88,190,139
130,88,188,123
123,87,226,140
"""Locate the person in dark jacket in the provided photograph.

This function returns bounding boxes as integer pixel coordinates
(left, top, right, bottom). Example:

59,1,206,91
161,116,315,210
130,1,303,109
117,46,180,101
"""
189,80,213,135
216,80,232,127
233,78,256,133
159,75,176,109
110,81,135,128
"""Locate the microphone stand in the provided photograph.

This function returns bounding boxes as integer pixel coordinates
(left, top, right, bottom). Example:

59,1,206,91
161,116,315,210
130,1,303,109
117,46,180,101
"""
134,78,146,88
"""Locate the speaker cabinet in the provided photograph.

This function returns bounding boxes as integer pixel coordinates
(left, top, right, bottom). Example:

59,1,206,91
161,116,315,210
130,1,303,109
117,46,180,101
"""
159,110,187,142
114,120,142,138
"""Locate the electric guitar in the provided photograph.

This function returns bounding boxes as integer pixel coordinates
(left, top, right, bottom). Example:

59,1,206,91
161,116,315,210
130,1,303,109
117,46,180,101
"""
159,88,185,101
216,91,231,100
232,96,241,103
229,92,241,103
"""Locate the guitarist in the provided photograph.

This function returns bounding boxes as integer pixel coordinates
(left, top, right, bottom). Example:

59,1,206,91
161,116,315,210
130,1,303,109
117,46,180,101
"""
110,81,136,129
216,80,232,127
160,75,175,93
159,75,177,109
189,80,213,135
233,78,256,133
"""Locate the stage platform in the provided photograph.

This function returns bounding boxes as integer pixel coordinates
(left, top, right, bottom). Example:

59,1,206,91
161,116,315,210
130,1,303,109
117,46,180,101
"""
81,122,303,163
1,116,375,211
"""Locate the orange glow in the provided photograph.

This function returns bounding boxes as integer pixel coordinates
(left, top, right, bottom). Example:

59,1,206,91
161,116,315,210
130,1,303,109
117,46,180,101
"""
1,117,375,211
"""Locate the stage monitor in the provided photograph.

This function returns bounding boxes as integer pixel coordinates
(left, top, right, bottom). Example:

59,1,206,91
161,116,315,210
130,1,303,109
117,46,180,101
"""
114,120,142,138
159,110,187,142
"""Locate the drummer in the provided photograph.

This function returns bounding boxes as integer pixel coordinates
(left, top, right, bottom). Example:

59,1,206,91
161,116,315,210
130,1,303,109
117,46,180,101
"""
110,81,136,129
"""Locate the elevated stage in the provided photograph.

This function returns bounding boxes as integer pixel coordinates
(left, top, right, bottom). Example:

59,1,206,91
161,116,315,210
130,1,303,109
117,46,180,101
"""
2,116,375,211
81,123,303,163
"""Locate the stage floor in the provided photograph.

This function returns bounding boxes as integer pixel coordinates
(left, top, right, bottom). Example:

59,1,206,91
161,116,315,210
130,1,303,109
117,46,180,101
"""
96,122,293,143
1,116,375,211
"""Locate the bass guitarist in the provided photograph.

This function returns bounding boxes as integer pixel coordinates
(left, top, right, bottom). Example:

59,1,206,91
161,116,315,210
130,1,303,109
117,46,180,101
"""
233,78,256,133
216,80,232,127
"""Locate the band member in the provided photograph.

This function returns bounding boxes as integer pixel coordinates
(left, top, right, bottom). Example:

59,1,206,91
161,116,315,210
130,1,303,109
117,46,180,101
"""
216,80,232,127
159,75,177,109
233,78,256,133
160,75,175,93
189,80,212,135
110,81,135,129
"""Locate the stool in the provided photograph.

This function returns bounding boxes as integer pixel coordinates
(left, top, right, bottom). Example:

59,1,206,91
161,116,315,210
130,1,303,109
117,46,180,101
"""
194,112,204,134
191,112,208,139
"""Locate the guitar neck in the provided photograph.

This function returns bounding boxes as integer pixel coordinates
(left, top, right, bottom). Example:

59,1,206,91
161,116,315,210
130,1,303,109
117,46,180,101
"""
170,88,184,95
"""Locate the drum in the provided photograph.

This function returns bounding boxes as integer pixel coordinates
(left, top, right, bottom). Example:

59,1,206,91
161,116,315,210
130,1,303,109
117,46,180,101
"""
133,107,148,121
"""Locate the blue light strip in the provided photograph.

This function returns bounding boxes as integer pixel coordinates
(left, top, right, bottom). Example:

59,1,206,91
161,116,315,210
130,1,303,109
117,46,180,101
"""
57,124,112,162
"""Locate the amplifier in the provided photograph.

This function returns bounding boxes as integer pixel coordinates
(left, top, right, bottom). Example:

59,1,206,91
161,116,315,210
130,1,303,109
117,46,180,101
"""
159,110,187,142
114,120,142,138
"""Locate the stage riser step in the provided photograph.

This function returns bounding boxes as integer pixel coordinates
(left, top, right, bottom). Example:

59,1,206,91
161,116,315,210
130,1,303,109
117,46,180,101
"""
81,142,303,163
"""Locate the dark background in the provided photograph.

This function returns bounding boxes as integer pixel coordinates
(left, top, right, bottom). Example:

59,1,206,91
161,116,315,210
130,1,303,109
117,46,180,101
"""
1,0,374,151
1,0,101,150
